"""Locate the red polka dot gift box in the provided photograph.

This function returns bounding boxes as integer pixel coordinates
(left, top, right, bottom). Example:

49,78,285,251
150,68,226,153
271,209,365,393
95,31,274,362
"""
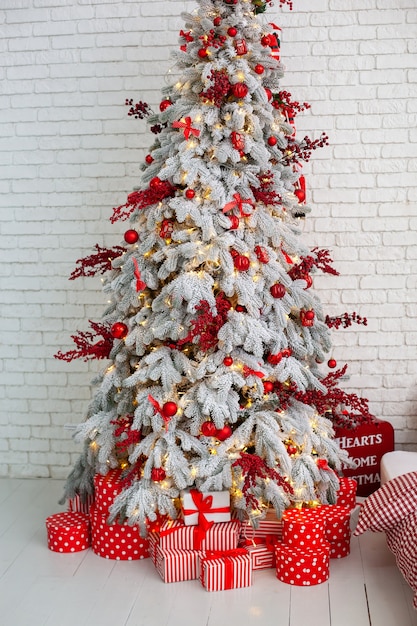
90,505,149,561
45,512,91,553
93,468,124,516
319,505,351,559
275,541,331,586
282,508,325,548
336,477,357,510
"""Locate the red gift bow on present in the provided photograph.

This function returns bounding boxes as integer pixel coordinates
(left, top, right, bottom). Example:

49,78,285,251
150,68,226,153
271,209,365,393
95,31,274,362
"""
172,117,200,140
202,548,248,590
132,258,146,292
222,193,254,218
148,395,171,429
182,490,230,548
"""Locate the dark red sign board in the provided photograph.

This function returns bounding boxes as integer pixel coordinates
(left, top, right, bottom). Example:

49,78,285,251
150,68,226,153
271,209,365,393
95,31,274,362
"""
334,419,394,497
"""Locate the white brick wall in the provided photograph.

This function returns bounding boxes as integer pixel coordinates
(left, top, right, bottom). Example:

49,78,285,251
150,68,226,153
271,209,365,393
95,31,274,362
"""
1,0,416,478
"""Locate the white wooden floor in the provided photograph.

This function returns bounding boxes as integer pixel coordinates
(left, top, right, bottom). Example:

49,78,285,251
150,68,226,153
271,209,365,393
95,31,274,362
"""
0,479,416,626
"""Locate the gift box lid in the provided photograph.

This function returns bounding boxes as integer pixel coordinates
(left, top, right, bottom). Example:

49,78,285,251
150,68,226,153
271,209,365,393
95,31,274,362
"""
46,511,90,532
275,539,331,556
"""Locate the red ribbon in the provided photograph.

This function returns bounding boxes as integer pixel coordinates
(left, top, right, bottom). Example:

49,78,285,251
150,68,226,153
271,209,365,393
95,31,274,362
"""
132,258,146,292
202,549,248,590
222,193,254,217
241,534,277,552
158,521,208,550
172,117,200,140
280,245,293,265
148,394,171,429
182,490,230,548
242,365,265,379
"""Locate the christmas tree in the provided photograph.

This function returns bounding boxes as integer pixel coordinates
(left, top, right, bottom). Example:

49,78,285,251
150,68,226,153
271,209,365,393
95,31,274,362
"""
57,0,372,535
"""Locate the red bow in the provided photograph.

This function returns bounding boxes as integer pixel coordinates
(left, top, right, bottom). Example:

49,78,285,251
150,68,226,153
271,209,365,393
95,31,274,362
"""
179,30,194,43
172,117,200,140
182,490,230,548
148,394,170,429
132,258,146,292
223,193,254,217
202,549,248,590
280,245,293,265
243,365,265,379
317,458,330,471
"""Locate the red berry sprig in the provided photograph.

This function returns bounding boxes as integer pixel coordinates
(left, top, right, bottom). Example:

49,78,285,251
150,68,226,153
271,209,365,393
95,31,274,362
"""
125,99,151,119
325,312,368,329
200,69,232,108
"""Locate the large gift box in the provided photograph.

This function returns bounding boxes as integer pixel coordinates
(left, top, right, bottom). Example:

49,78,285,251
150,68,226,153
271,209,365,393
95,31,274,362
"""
318,505,351,559
181,489,231,526
200,549,252,591
275,541,330,586
93,469,124,515
155,546,200,583
336,477,357,510
90,505,149,561
282,508,325,547
46,512,90,553
241,536,278,570
153,519,241,552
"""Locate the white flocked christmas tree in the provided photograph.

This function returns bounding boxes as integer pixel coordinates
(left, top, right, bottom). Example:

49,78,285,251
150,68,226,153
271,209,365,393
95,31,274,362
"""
57,0,373,535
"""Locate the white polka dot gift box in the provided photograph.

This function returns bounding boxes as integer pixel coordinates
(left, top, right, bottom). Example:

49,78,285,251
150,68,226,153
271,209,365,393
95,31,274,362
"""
90,505,149,561
275,541,331,586
45,512,91,553
93,468,124,515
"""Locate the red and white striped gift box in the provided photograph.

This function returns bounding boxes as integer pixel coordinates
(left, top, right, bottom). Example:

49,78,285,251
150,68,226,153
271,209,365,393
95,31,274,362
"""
200,549,252,591
156,519,241,552
242,537,278,570
93,469,124,515
90,506,149,561
240,511,283,543
336,477,357,510
155,546,200,583
282,508,325,548
318,505,351,559
45,512,90,553
275,541,330,586
67,493,95,515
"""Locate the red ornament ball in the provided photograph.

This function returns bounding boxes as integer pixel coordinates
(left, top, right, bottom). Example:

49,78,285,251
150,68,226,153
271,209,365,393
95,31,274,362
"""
267,352,282,365
159,99,172,112
145,154,154,164
263,381,274,393
216,425,232,441
223,356,233,366
294,188,306,203
213,16,222,26
124,229,139,244
270,283,286,298
185,189,195,199
111,322,128,340
328,359,337,369
162,401,178,418
234,255,250,272
201,421,217,437
149,176,162,190
228,215,240,230
232,83,249,99
303,310,315,321
281,348,292,358
254,64,265,75
151,467,166,482
227,27,238,37
268,136,277,146
198,48,208,58
235,305,246,312
265,88,272,101
261,35,272,47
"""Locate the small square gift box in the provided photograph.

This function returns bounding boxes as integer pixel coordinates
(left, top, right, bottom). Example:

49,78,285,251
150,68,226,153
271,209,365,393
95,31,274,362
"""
90,505,149,561
318,505,351,559
152,518,241,552
200,549,252,591
45,511,90,553
154,546,200,583
241,535,278,570
275,540,331,586
67,492,95,516
239,509,283,543
181,489,231,526
93,469,124,516
282,508,325,548
336,477,357,510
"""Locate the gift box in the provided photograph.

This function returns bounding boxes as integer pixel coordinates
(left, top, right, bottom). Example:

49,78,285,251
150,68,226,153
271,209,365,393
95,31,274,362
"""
241,536,278,570
282,508,325,547
275,541,330,586
93,469,124,515
155,546,200,583
336,477,357,510
90,506,149,561
67,493,95,515
45,512,90,553
200,549,252,591
239,510,283,543
181,489,231,526
319,505,351,559
155,519,241,552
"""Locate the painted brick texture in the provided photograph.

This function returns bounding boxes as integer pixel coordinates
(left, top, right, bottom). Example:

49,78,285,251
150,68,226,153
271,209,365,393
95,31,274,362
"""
1,0,416,478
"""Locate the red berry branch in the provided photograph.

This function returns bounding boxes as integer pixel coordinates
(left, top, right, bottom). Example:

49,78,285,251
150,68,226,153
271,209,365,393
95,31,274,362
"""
272,90,310,117
232,453,293,510
54,321,113,362
69,244,126,280
325,312,368,330
177,292,231,351
200,70,231,108
125,99,151,120
289,247,339,279
199,29,226,49
281,133,329,165
111,182,176,223
250,171,282,206
111,414,142,453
